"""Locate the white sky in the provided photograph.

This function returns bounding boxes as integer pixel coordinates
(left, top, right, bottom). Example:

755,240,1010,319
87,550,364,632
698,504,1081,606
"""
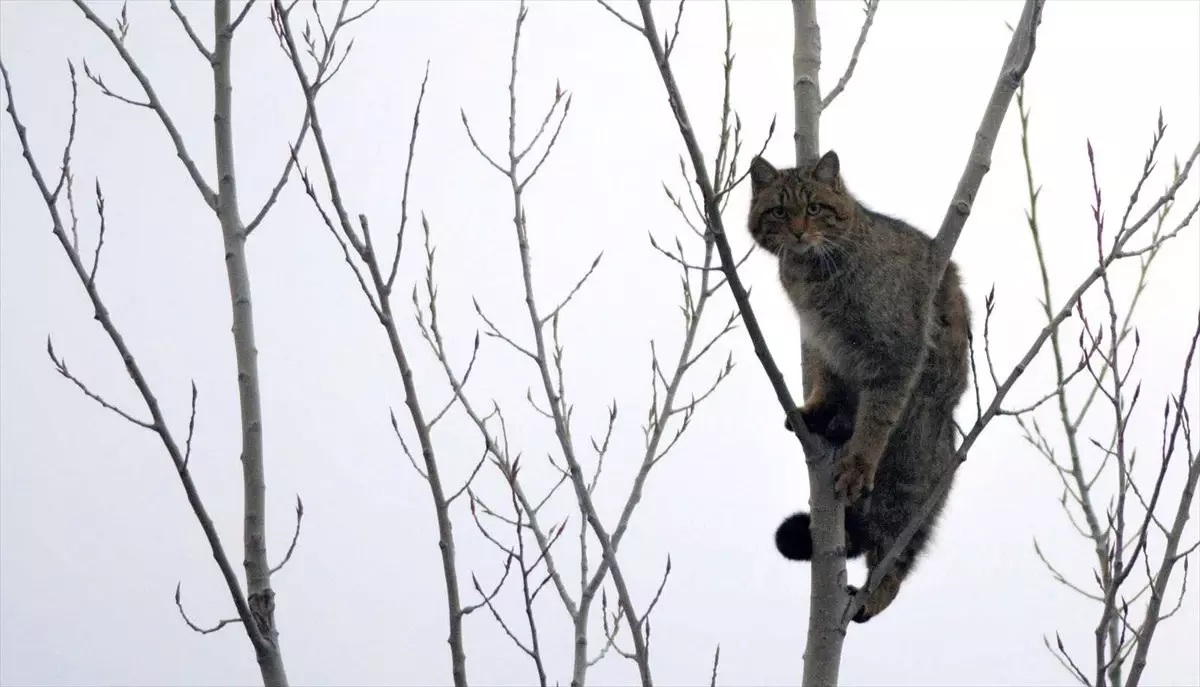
1,1,1198,686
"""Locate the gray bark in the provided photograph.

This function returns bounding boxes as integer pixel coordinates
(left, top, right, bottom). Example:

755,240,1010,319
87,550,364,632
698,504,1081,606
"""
212,2,288,684
790,3,850,686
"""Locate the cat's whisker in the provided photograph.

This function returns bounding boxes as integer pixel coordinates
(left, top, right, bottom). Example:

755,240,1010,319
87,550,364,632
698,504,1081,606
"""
812,237,841,277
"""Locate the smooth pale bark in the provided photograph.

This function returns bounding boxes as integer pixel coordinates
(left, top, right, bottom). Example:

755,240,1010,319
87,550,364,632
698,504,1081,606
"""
790,3,851,686
212,2,288,684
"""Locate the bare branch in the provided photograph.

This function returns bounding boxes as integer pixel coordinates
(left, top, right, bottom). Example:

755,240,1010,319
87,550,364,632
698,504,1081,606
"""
445,448,488,506
1045,632,1092,687
243,112,314,236
639,555,672,631
168,0,214,61
597,0,644,32
540,252,603,326
473,296,537,360
295,163,380,315
709,644,721,687
2,26,268,664
518,96,572,191
51,62,81,203
70,0,218,210
1034,537,1103,601
269,496,304,575
472,569,535,657
80,60,150,109
175,583,242,635
460,111,508,175
386,61,430,292
662,0,686,59
183,381,198,469
1127,313,1200,687
46,336,153,430
820,0,879,111
426,335,480,429
460,554,514,616
515,80,567,164
231,0,259,33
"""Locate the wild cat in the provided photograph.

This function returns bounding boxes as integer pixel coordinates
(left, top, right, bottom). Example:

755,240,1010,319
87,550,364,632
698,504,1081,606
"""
746,151,971,622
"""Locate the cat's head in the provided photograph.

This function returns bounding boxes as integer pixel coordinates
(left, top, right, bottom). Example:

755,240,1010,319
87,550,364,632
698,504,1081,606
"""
746,150,858,256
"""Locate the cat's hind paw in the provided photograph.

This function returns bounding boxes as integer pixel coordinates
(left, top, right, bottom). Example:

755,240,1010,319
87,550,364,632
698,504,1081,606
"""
845,585,873,624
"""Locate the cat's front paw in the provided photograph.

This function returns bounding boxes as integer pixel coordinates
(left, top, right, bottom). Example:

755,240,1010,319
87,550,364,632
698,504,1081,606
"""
784,403,852,443
823,411,854,443
833,450,875,502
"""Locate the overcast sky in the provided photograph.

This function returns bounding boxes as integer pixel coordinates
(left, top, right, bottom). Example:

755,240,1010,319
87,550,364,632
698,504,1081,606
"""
1,1,1198,686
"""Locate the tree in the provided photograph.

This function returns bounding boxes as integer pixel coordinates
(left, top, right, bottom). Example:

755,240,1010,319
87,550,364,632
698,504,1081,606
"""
1012,83,1200,687
1,1,1196,686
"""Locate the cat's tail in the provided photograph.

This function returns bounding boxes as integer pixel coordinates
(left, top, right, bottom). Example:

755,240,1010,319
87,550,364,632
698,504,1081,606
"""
775,508,870,561
775,511,814,560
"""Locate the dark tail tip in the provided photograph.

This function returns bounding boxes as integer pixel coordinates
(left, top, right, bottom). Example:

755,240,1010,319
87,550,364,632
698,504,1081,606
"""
775,511,814,561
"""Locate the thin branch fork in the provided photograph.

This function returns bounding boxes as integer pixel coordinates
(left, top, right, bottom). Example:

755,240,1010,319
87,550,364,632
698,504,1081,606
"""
458,4,749,685
458,3,742,682
1087,137,1135,686
413,231,578,619
820,0,879,112
859,136,1199,635
0,54,268,658
544,4,751,681
623,0,824,458
1125,312,1200,687
273,4,473,683
1018,79,1156,686
70,0,218,210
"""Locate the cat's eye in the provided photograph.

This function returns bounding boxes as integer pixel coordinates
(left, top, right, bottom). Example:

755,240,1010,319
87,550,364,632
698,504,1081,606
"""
805,203,822,217
767,207,789,220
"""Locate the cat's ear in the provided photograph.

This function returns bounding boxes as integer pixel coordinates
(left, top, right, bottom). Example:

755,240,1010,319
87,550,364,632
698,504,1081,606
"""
812,150,842,188
749,156,779,193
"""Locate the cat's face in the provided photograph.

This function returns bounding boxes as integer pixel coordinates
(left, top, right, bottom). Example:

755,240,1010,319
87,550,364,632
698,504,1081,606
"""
746,151,857,258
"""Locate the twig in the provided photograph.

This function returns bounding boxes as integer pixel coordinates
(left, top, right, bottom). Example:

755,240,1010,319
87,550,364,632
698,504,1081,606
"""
709,644,721,687
1126,313,1200,687
269,496,304,575
597,0,644,32
243,110,314,236
820,0,879,111
231,0,259,33
70,0,218,210
386,61,430,292
46,336,153,430
88,179,107,285
168,0,213,61
175,583,242,635
51,63,81,204
183,381,198,469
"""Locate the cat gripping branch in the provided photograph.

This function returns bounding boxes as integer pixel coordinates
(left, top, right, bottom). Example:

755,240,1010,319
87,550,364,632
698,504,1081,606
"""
748,151,972,622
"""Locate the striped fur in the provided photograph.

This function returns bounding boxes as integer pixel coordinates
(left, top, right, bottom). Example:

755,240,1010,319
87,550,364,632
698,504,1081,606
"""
748,151,971,622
